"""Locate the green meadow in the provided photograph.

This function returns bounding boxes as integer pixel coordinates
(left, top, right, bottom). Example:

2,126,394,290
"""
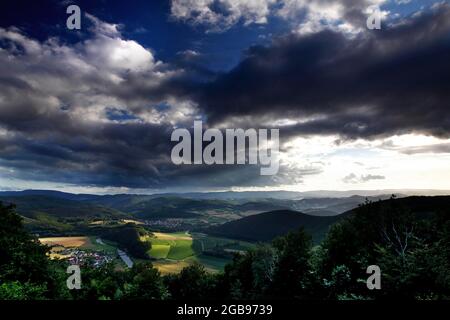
145,231,255,274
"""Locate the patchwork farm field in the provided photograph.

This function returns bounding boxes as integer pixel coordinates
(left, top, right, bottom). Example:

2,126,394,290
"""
144,232,194,260
144,231,255,274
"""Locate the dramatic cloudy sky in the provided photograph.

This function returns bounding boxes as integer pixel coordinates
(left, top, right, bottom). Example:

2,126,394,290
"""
0,0,449,193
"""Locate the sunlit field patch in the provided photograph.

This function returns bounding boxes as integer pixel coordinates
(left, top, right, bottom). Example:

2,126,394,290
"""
39,236,91,248
122,219,144,225
152,232,191,241
146,232,194,260
144,231,255,274
152,260,191,275
149,244,171,259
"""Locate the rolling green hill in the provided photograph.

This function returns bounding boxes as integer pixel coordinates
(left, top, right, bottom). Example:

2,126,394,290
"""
0,195,124,219
0,195,125,235
128,197,234,219
206,210,343,243
88,195,238,219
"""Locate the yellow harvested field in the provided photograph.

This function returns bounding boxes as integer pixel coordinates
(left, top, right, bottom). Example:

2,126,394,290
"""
152,258,219,275
152,260,191,275
152,232,191,241
90,220,105,225
39,236,91,248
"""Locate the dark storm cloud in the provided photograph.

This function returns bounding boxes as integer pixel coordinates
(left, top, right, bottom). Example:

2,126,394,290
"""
192,3,450,140
170,0,388,32
0,16,206,189
1,4,450,190
0,123,173,187
0,24,286,190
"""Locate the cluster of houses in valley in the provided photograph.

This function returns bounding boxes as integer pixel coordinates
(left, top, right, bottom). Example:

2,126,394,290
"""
144,218,183,229
63,249,114,268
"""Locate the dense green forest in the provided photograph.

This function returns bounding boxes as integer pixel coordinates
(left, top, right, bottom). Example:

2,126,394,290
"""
0,197,449,300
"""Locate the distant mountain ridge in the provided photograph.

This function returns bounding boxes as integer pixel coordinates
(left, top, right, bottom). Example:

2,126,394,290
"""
0,190,388,221
0,189,438,219
0,189,101,201
0,195,123,219
2,188,449,200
